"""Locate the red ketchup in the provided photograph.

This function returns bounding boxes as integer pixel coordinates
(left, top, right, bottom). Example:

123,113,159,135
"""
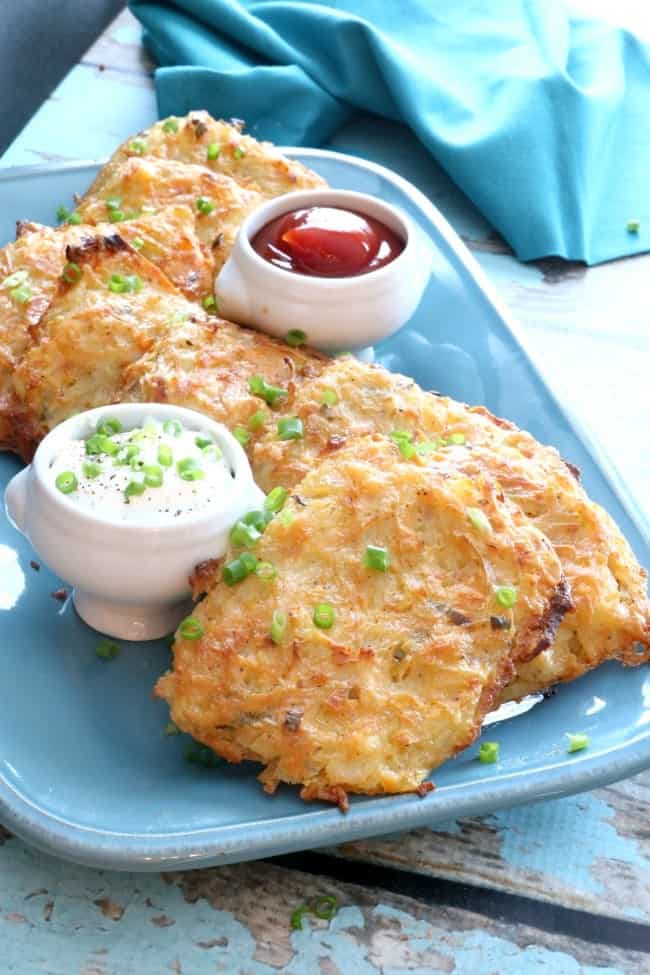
251,206,405,278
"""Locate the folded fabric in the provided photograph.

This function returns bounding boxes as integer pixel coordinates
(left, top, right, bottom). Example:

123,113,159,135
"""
130,0,650,264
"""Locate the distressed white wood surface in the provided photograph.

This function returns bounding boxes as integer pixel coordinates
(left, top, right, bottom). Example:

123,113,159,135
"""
1,8,649,971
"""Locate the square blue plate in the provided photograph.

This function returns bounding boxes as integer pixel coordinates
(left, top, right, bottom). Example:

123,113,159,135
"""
0,151,648,871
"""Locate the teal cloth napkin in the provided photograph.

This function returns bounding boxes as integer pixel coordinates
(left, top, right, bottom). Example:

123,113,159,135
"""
129,0,650,264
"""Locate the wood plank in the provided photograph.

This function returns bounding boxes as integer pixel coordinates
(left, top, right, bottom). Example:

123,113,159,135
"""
332,770,650,925
0,836,647,973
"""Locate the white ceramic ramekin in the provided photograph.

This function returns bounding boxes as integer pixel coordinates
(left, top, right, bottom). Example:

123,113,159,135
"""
4,403,264,640
215,188,431,351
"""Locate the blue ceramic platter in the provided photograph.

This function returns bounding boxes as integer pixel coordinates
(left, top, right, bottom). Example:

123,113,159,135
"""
0,151,648,871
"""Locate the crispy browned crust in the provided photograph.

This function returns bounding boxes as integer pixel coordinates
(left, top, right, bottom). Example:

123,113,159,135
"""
156,436,564,803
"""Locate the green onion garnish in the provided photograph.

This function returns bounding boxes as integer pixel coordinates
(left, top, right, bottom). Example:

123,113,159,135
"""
63,261,81,284
222,552,257,585
249,375,288,406
255,561,277,582
290,905,309,930
264,486,288,513
270,609,287,643
312,896,339,921
11,283,32,304
98,435,119,456
364,545,390,572
313,602,335,629
234,146,245,159
67,212,81,225
129,139,146,154
163,419,183,437
276,508,294,528
177,457,205,481
248,409,267,431
230,520,261,548
286,329,307,347
195,435,213,449
321,388,338,407
108,208,125,223
2,269,28,288
164,722,179,736
158,444,173,467
390,430,416,458
202,444,223,461
206,142,220,160
162,118,179,134
233,426,250,446
82,461,102,479
56,205,70,223
495,586,517,608
114,443,139,466
143,464,164,487
566,732,589,753
277,417,303,441
108,273,142,294
105,196,121,211
627,219,640,234
131,236,144,250
416,441,437,455
243,510,269,532
178,616,204,640
196,196,214,215
55,471,77,494
479,741,499,764
447,433,466,445
202,294,217,311
85,434,104,455
466,507,491,534
96,417,122,436
96,638,120,661
124,479,146,499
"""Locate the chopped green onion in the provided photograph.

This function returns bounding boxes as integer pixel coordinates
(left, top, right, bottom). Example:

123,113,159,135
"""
195,435,213,449
108,274,126,293
178,616,204,640
312,896,339,921
202,444,223,461
230,520,262,548
256,561,277,582
177,457,205,481
67,212,81,225
270,609,287,644
206,142,221,160
2,269,28,288
124,479,146,499
114,443,139,466
11,283,32,304
96,638,120,661
249,409,268,431
398,439,416,459
82,461,102,479
143,464,164,487
447,432,466,445
495,586,517,608
108,209,125,224
124,274,142,293
277,417,303,441
97,435,119,456
566,732,590,753
131,236,144,250
233,426,250,447
56,205,70,223
290,905,309,930
390,430,412,443
415,441,438,455
158,444,173,467
163,419,183,437
55,471,77,494
264,486,288,513
466,507,491,534
164,721,179,736
96,416,122,436
196,196,214,215
364,544,390,572
105,195,121,210
202,294,217,311
276,508,294,528
313,602,335,629
478,741,499,764
243,510,269,532
627,219,640,234
162,118,179,134
63,261,81,284
249,374,288,406
234,146,246,159
129,139,146,154
85,434,104,455
321,388,338,407
222,552,257,585
286,329,307,347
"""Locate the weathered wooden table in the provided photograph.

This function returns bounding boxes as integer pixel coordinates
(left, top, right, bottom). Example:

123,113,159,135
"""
1,10,649,973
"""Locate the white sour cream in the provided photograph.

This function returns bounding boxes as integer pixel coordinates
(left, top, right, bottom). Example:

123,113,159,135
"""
49,416,235,524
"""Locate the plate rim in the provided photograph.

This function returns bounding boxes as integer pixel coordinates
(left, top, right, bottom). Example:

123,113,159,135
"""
0,148,648,871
